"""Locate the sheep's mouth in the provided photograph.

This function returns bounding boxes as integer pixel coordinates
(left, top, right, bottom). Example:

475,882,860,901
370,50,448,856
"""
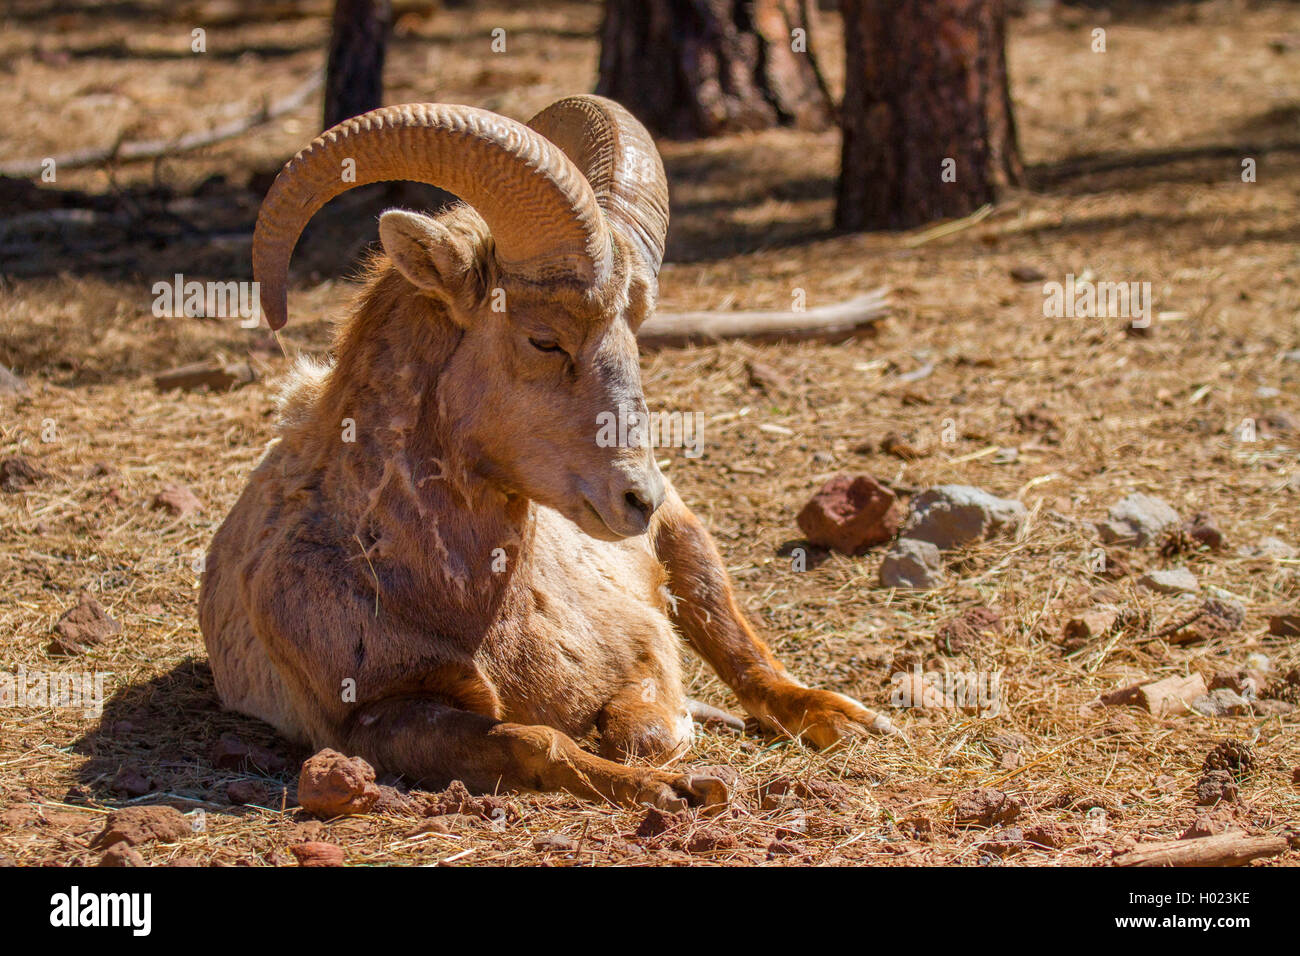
577,497,626,542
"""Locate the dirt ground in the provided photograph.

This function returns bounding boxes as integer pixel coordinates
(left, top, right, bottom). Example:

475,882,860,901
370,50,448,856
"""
1,0,1298,866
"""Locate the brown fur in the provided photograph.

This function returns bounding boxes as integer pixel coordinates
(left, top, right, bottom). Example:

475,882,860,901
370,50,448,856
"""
200,204,893,812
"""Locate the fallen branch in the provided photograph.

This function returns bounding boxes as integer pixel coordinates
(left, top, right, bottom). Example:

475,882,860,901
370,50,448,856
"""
1113,832,1290,867
638,288,890,349
0,71,323,179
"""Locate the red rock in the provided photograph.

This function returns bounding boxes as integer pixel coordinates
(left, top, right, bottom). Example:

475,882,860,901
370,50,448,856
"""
109,768,154,798
289,841,345,867
98,843,144,867
297,749,381,818
48,592,121,655
150,483,201,517
210,734,287,774
1022,822,1069,849
954,788,1022,828
0,456,51,493
225,780,267,806
634,806,685,839
935,606,1003,654
684,828,738,853
796,474,904,555
1267,608,1300,637
92,805,191,848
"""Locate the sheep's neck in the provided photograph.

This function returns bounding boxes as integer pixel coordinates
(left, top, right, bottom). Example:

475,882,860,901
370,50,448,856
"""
305,282,534,628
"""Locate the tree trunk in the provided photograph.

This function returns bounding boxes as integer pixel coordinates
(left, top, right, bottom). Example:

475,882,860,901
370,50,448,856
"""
597,0,833,139
835,0,1023,231
323,0,393,130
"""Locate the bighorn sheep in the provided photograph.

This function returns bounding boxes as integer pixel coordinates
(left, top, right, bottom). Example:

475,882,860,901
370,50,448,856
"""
200,95,894,811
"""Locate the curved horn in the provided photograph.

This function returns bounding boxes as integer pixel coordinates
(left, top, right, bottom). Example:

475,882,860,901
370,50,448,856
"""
526,95,669,278
252,104,613,330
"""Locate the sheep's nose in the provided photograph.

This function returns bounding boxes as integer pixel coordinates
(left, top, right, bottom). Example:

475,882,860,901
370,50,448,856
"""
621,473,665,531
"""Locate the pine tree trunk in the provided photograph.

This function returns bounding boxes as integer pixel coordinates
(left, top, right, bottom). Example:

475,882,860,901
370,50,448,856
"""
323,0,393,130
597,0,832,139
835,0,1023,231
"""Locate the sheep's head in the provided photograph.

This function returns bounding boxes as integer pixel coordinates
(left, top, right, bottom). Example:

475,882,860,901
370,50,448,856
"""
251,96,670,539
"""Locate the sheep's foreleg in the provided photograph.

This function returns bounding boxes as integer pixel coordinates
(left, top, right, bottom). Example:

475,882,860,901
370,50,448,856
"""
651,486,898,747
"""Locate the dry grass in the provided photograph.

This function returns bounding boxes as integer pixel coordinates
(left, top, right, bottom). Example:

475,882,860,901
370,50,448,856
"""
1,0,1298,866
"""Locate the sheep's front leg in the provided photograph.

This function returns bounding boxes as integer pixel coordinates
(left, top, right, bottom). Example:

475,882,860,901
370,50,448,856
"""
345,697,728,812
650,485,898,748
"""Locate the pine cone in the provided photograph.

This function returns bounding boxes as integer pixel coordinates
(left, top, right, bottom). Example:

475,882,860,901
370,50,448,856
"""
1202,740,1256,780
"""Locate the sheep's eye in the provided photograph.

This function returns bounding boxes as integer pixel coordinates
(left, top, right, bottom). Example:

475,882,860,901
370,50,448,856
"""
529,337,564,354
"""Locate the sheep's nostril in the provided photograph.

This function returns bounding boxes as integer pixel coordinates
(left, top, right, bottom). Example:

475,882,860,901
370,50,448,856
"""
625,490,651,519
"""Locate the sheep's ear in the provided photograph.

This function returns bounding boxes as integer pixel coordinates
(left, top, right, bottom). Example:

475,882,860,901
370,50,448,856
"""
379,210,480,301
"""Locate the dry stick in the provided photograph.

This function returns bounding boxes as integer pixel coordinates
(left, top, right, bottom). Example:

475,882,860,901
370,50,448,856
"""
1113,832,1291,867
0,71,324,179
638,289,890,349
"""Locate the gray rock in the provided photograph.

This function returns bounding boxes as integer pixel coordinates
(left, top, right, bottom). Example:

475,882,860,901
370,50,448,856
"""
902,485,1026,550
879,539,945,590
1238,536,1297,560
1251,698,1296,717
1139,567,1199,595
0,365,26,396
1096,493,1181,546
1191,689,1252,718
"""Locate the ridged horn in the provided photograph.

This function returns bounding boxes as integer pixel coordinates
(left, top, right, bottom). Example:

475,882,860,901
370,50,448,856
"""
526,95,669,278
252,103,613,330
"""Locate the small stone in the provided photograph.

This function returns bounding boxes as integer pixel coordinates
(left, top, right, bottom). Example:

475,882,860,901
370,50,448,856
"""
954,788,1022,828
1180,813,1231,840
48,592,121,655
880,431,925,461
684,829,739,853
0,364,27,395
634,806,685,839
297,749,381,818
1139,567,1199,595
98,843,144,867
1009,265,1046,283
1196,770,1239,806
1182,512,1226,551
1191,689,1252,717
109,768,154,798
532,832,577,853
879,539,945,590
1239,536,1296,560
1266,608,1300,637
903,485,1026,550
0,456,51,493
1136,673,1208,717
934,606,1002,655
796,474,905,555
1022,823,1069,849
92,806,191,848
150,483,201,517
210,734,287,774
1252,699,1295,716
766,840,800,859
1097,493,1181,547
225,780,267,806
744,359,789,393
1062,606,1118,642
289,841,345,867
